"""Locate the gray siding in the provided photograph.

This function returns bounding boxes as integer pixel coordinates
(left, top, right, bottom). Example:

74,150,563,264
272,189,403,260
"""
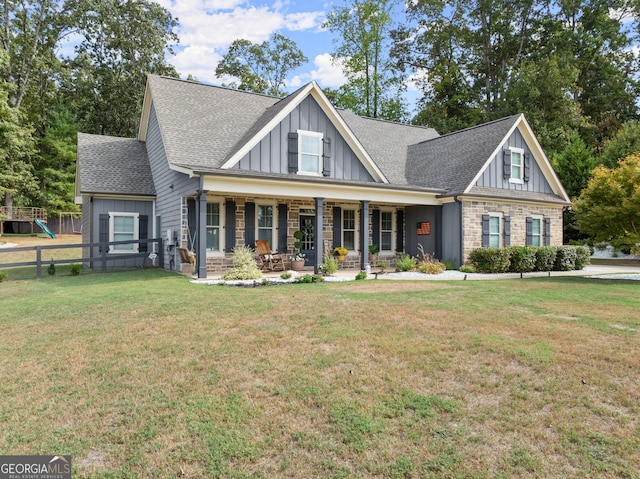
441,202,462,267
146,102,199,269
234,96,375,182
476,129,553,194
404,205,441,259
90,198,154,268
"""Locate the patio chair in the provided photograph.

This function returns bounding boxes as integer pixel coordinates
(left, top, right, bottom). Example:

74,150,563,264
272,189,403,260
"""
177,247,195,265
255,239,285,271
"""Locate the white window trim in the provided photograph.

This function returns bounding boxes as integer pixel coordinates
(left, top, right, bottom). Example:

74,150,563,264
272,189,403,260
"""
530,214,543,247
509,147,524,184
256,202,277,247
297,130,323,177
109,212,139,253
488,212,503,248
340,205,359,254
378,208,396,254
206,198,225,257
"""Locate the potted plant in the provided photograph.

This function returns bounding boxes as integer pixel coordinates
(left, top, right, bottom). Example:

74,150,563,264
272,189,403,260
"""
333,246,348,261
369,243,379,265
291,231,305,271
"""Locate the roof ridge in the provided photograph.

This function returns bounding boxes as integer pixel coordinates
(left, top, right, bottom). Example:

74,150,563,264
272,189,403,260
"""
338,108,438,132
413,114,521,146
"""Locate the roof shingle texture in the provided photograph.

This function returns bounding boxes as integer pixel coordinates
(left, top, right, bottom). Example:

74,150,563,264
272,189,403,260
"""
77,133,155,196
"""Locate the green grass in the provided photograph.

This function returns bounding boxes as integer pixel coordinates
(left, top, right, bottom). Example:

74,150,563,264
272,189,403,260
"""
1,270,639,478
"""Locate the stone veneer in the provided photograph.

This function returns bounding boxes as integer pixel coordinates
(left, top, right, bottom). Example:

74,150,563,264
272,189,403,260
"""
461,199,564,263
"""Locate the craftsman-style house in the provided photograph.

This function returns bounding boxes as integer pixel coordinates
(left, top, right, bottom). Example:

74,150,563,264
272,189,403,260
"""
75,75,570,278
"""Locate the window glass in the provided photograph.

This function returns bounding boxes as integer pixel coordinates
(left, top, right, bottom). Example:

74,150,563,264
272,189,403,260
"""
489,215,501,248
258,205,274,242
531,217,542,246
299,132,322,174
511,151,522,180
112,214,136,251
343,209,356,250
381,211,393,251
206,203,220,251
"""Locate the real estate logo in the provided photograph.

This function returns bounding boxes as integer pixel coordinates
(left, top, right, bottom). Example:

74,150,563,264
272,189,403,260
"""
0,456,71,479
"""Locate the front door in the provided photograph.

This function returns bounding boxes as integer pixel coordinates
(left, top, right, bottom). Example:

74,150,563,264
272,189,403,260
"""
299,215,315,266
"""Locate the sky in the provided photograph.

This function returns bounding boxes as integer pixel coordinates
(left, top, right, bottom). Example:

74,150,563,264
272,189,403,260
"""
155,0,421,110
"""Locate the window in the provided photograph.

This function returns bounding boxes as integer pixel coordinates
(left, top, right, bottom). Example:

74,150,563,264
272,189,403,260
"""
342,209,356,251
257,204,274,243
482,213,502,248
528,215,543,246
109,212,139,252
298,130,323,175
510,147,524,183
206,202,221,252
380,211,393,252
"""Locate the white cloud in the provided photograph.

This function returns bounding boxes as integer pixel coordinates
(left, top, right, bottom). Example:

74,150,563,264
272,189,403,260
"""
171,45,223,82
289,53,346,88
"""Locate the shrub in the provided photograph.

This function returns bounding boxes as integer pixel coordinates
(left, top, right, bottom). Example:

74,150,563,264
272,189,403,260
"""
508,246,537,273
573,245,591,270
320,255,338,275
47,261,56,276
459,264,476,273
0,271,7,282
312,274,324,283
396,253,417,272
280,272,292,279
295,274,313,283
554,246,577,271
70,263,82,276
535,247,557,272
441,259,455,271
223,246,263,280
377,260,389,272
468,248,510,273
355,271,367,280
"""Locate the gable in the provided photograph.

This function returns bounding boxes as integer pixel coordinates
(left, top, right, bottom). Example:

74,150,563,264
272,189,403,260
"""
474,127,554,194
232,96,375,182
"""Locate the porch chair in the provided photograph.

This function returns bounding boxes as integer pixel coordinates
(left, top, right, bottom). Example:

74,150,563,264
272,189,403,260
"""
255,239,285,271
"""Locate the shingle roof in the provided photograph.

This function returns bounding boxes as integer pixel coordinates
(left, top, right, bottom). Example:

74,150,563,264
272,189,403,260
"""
77,133,155,196
146,75,280,170
406,115,521,193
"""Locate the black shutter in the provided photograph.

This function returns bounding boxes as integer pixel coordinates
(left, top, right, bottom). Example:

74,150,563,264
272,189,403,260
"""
322,137,331,177
333,206,342,248
278,203,288,252
504,216,511,247
225,200,236,252
99,213,109,253
372,209,380,249
503,150,511,180
523,152,531,182
139,215,148,252
288,132,298,173
396,210,404,252
525,217,533,246
245,202,256,247
544,217,551,246
482,214,490,247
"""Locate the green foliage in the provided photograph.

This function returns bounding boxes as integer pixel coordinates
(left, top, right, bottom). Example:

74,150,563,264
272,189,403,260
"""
323,0,407,121
0,271,7,282
441,259,454,271
507,247,537,273
535,247,557,272
395,252,416,272
553,246,577,271
599,121,640,169
69,263,82,276
368,243,379,255
573,245,591,270
468,248,511,273
574,154,640,251
295,274,313,284
280,272,292,280
216,33,307,97
551,132,598,200
355,271,367,280
458,264,476,274
377,260,389,272
321,254,338,275
222,246,263,280
47,261,56,276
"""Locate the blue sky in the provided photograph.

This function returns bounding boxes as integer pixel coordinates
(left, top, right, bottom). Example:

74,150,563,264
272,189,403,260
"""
156,0,421,111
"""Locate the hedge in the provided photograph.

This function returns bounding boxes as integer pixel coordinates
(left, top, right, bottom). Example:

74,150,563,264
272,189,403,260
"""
469,245,590,274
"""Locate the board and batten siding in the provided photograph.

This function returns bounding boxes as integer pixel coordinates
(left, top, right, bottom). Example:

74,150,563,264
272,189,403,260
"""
233,96,375,182
441,202,462,268
146,102,199,269
475,129,553,194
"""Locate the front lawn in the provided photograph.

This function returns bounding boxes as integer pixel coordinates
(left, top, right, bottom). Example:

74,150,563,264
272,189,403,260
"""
0,270,638,478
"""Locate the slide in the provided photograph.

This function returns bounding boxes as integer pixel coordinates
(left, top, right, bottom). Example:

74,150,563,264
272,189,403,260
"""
34,218,57,238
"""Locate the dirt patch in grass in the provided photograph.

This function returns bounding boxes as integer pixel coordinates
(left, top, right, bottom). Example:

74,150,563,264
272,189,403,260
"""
334,280,453,293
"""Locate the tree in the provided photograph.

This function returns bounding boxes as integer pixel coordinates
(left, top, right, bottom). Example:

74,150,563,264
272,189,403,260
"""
60,0,179,137
216,33,307,97
323,0,406,120
598,121,640,169
574,153,640,253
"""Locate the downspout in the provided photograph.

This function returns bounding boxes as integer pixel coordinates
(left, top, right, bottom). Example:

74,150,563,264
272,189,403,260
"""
454,196,464,267
197,176,208,279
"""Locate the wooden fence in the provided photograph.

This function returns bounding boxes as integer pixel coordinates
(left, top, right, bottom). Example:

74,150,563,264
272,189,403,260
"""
0,238,164,279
